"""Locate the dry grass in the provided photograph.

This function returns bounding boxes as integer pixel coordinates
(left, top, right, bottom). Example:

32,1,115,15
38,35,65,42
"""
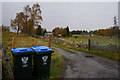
2,32,64,79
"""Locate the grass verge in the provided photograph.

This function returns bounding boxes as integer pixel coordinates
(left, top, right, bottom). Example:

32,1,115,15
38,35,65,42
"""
51,41,118,61
51,42,77,54
50,48,64,78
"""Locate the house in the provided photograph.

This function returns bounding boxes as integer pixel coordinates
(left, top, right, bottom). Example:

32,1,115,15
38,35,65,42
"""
44,32,54,37
81,33,94,36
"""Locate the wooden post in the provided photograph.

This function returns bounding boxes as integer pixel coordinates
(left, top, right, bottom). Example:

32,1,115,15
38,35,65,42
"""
2,47,14,79
88,39,91,51
11,37,15,58
72,40,76,46
12,37,15,48
81,41,83,44
33,38,36,46
48,36,51,47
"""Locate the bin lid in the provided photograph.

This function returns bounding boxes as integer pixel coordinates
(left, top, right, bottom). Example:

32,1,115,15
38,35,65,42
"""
11,47,33,54
31,45,53,53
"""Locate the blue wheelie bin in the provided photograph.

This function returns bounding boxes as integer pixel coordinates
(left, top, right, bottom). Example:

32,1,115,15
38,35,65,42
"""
11,47,33,80
31,45,54,79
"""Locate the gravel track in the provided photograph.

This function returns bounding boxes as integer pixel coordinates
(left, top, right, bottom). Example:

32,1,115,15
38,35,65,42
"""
53,47,118,78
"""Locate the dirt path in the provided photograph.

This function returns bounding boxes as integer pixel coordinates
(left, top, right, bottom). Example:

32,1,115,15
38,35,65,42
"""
53,47,118,78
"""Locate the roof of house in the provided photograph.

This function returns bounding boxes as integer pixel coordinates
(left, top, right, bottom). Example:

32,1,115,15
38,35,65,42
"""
45,33,52,35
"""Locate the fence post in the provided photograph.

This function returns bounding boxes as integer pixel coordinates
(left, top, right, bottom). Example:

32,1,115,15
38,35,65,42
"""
12,37,15,48
73,40,75,46
33,38,36,46
88,39,91,51
11,37,15,58
48,36,51,47
2,47,14,80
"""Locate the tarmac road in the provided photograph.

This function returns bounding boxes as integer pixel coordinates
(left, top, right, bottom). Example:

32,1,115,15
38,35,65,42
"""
53,47,118,78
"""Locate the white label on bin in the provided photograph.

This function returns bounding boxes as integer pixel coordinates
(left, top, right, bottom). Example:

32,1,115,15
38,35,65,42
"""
21,57,28,67
42,56,48,65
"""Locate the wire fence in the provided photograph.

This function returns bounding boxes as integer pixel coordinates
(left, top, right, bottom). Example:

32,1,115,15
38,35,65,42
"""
51,38,119,52
2,36,51,80
90,38,119,52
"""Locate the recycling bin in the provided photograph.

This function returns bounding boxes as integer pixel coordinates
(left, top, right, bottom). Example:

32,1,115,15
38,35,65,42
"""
31,45,54,79
11,47,33,80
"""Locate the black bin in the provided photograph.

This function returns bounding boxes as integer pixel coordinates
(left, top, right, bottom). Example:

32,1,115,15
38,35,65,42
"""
11,47,33,80
32,45,54,79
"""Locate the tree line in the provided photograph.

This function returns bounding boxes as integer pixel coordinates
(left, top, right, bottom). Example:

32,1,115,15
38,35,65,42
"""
52,26,70,37
71,30,88,35
70,27,120,37
2,25,10,32
89,27,120,37
89,16,120,37
70,16,120,37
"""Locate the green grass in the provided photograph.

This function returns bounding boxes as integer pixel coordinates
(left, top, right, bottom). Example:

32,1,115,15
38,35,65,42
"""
57,35,118,45
68,46,118,61
53,35,118,61
50,48,64,78
51,41,118,61
51,42,77,54
2,32,64,79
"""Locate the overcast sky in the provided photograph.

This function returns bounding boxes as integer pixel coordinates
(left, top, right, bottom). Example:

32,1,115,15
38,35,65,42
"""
1,2,118,31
